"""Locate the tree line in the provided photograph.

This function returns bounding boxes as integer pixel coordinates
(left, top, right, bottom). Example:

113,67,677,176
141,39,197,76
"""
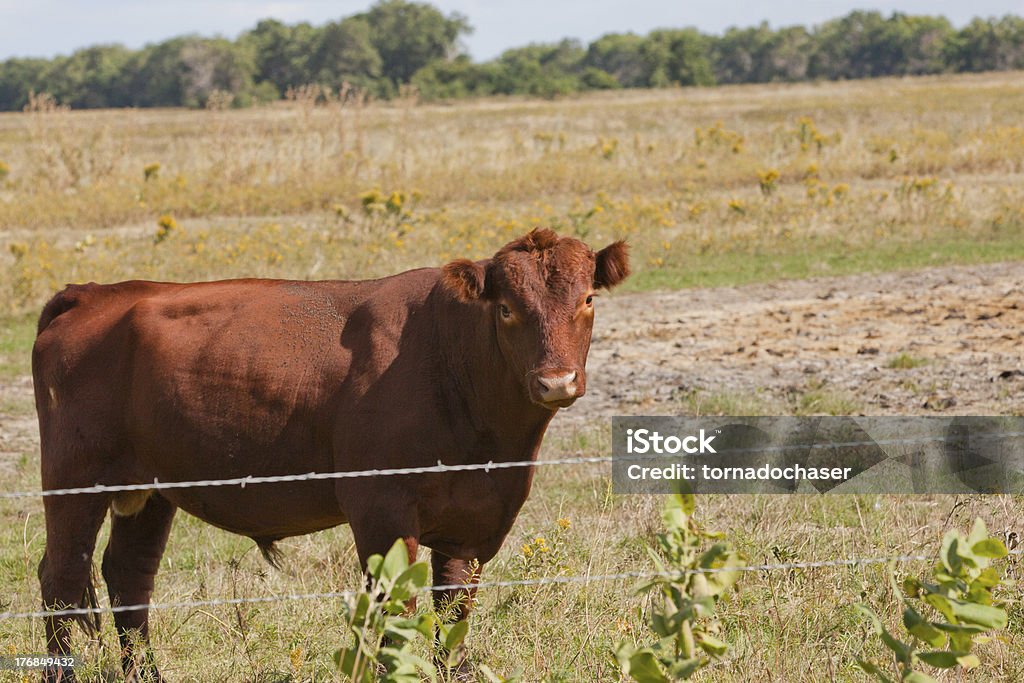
2,1,1023,110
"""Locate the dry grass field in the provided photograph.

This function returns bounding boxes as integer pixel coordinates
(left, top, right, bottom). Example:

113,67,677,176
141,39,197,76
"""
1,72,1023,681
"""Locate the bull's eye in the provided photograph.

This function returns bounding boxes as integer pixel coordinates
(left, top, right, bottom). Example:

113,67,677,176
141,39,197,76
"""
499,303,512,319
585,295,594,306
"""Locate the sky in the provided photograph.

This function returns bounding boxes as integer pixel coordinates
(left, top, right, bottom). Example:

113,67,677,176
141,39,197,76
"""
2,0,1023,62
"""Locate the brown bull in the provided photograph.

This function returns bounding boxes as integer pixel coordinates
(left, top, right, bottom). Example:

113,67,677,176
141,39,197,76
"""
32,228,629,680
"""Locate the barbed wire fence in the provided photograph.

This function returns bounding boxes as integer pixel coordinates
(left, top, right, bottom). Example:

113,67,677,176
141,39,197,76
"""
4,430,1024,501
0,440,1021,623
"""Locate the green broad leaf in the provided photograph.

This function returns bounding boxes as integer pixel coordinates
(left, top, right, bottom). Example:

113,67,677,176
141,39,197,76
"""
857,604,884,635
949,600,1007,629
335,646,374,683
933,621,987,635
956,654,980,668
381,539,411,583
381,598,409,616
645,546,667,573
650,610,672,638
949,631,973,653
391,561,429,601
395,561,429,590
902,576,922,598
679,491,696,516
443,619,469,651
923,593,954,622
967,518,988,546
916,651,960,668
971,538,1008,559
378,646,436,676
699,543,739,569
366,554,384,579
903,672,938,683
902,606,944,648
661,506,688,532
691,596,715,619
383,621,424,644
613,642,636,669
878,627,911,663
858,605,909,662
975,566,1003,587
618,646,670,683
884,570,907,612
412,614,436,639
696,633,729,656
667,490,696,516
665,656,704,679
940,532,963,575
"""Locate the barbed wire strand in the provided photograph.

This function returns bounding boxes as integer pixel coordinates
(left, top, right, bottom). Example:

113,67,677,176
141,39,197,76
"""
0,554,943,621
2,548,1020,622
3,431,1023,501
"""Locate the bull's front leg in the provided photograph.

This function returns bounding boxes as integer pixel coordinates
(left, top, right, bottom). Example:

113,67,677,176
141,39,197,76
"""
347,501,421,611
430,551,481,676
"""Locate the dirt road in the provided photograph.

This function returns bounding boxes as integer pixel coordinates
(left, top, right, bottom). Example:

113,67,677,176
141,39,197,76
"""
577,260,1024,421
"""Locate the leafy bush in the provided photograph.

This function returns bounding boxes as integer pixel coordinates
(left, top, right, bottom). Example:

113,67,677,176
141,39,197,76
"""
613,491,742,681
334,539,467,682
856,518,1010,682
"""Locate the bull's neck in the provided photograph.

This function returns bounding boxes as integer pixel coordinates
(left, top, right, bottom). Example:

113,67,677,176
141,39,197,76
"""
431,287,554,449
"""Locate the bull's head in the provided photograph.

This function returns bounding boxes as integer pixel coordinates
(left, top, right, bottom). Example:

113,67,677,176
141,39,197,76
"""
441,228,630,410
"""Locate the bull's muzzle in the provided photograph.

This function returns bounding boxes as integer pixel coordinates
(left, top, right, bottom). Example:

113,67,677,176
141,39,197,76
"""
532,370,581,408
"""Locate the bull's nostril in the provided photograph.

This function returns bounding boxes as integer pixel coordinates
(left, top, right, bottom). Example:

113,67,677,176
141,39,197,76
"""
536,371,578,401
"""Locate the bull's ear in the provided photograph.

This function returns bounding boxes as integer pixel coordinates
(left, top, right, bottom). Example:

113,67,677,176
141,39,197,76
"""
594,241,630,290
441,259,487,302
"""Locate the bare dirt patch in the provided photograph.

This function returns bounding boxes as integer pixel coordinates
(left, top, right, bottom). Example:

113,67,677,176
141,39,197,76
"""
575,260,1024,420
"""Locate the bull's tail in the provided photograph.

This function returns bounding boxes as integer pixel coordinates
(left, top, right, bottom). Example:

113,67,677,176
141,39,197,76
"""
254,537,285,569
39,550,102,635
80,569,102,635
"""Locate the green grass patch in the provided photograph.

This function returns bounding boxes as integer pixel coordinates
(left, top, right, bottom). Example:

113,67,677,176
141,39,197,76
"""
886,352,929,369
683,385,864,417
625,229,1024,293
681,389,785,416
0,314,35,378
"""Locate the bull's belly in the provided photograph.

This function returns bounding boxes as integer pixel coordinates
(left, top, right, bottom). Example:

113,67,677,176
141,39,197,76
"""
161,480,347,539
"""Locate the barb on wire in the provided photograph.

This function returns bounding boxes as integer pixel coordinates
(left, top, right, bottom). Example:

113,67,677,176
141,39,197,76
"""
0,552,948,621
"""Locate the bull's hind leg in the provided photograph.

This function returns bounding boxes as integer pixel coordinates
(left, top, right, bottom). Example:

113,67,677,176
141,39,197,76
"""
101,493,176,682
38,492,111,683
